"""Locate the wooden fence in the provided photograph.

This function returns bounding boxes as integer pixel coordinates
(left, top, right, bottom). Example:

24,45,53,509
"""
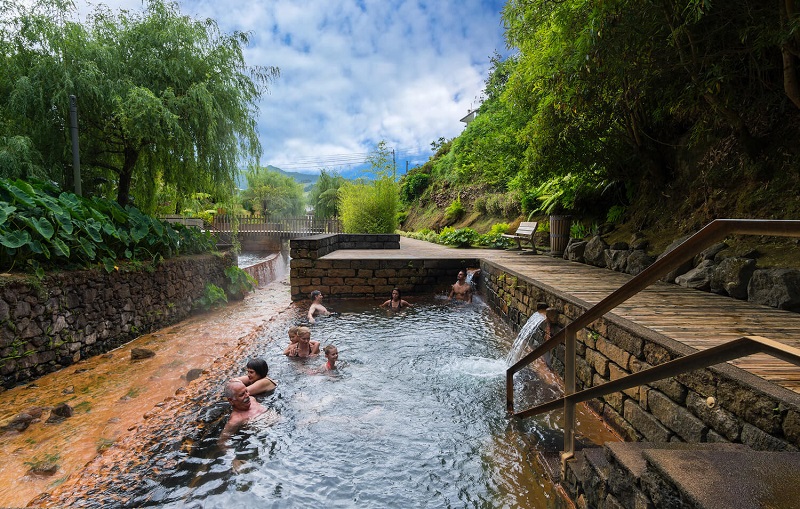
212,215,342,238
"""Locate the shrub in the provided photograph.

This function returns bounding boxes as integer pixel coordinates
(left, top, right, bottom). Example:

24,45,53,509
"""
339,177,399,233
224,266,257,300
570,221,588,239
607,205,626,224
0,178,216,276
444,197,465,223
478,231,514,249
489,222,510,235
400,172,430,204
474,195,488,213
438,227,478,247
195,283,228,310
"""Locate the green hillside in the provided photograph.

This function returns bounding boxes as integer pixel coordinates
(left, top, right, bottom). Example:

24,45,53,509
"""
399,2,800,267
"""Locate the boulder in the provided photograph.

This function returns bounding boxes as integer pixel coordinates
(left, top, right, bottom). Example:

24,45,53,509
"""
564,240,587,263
658,235,694,283
711,257,757,299
610,241,629,250
629,231,649,251
584,236,609,267
695,242,728,265
3,412,36,432
604,249,630,272
675,259,716,291
748,269,800,311
626,250,656,276
46,403,74,423
131,348,156,360
186,368,204,383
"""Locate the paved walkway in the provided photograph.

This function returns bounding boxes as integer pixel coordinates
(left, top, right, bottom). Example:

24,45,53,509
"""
326,237,800,394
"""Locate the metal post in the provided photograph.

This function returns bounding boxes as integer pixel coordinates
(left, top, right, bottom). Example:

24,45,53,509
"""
561,325,576,477
69,95,82,196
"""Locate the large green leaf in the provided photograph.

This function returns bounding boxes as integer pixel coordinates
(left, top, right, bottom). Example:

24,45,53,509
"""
77,237,96,260
83,219,104,243
31,217,55,240
52,207,74,235
29,240,51,259
7,180,36,207
0,230,31,248
52,237,70,258
0,205,16,226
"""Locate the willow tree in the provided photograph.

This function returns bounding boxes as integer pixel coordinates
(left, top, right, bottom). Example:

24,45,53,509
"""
0,0,278,211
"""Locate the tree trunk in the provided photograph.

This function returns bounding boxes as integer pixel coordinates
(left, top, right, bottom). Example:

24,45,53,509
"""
116,147,139,207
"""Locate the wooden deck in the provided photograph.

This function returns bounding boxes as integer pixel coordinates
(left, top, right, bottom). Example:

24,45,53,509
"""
324,237,800,393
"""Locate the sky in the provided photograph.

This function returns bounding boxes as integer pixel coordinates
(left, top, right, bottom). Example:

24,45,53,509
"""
72,0,511,176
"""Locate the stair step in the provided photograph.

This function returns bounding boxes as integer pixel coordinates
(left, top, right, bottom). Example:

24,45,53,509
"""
643,449,800,509
605,442,749,481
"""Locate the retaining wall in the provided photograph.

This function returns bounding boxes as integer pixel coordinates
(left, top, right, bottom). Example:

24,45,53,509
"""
289,236,800,450
289,234,478,301
0,252,236,389
479,258,800,452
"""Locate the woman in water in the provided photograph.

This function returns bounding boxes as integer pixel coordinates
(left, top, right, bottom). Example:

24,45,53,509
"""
380,288,412,310
284,326,317,358
235,358,277,395
284,325,320,354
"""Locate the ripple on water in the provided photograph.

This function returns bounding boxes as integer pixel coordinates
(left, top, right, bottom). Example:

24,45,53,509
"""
119,297,615,508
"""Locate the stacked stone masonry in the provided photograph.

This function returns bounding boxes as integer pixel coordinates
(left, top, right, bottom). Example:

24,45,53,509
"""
291,236,800,454
289,234,477,300
479,259,800,452
0,252,235,389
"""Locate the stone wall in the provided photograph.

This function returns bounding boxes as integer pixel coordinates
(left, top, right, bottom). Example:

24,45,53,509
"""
480,259,800,452
289,234,477,301
0,252,235,389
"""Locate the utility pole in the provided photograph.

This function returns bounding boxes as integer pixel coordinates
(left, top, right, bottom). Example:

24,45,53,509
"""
392,149,396,180
69,95,82,196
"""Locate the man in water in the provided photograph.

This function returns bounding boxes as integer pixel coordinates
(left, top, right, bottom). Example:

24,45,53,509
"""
448,270,473,303
220,379,267,441
308,290,330,324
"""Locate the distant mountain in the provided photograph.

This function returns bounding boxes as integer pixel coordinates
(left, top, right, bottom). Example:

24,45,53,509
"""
236,163,413,190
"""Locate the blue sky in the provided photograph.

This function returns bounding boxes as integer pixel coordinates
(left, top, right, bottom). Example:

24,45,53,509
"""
72,0,510,175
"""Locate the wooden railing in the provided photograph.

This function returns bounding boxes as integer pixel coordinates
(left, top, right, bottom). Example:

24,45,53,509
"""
505,219,800,475
212,215,342,237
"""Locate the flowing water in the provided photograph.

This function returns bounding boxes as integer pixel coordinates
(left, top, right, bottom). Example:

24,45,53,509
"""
505,312,547,366
0,258,619,508
116,297,618,508
0,256,290,508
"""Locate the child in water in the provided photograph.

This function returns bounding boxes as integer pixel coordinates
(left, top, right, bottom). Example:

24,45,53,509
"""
284,326,317,358
284,325,320,355
322,345,339,370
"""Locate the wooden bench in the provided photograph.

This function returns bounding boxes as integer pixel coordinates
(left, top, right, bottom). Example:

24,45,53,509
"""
501,221,538,253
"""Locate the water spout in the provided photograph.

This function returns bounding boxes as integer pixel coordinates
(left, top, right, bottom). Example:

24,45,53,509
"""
506,312,547,366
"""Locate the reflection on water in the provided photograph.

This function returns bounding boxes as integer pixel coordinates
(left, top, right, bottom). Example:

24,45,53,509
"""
123,298,616,508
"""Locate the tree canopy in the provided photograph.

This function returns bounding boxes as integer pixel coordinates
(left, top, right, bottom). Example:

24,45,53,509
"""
240,166,305,217
0,0,278,212
403,0,800,225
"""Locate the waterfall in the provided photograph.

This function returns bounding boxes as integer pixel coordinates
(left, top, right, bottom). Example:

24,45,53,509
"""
505,312,546,366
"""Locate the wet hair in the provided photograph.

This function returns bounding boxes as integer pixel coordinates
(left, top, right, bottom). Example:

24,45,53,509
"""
296,326,311,338
223,379,244,399
310,290,322,300
246,358,268,378
323,344,337,356
391,288,401,299
288,325,299,336
536,302,549,311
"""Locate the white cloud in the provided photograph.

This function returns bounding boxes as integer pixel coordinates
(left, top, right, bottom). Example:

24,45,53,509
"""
72,0,509,172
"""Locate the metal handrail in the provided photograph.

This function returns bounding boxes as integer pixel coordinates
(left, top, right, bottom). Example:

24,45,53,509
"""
505,219,800,473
